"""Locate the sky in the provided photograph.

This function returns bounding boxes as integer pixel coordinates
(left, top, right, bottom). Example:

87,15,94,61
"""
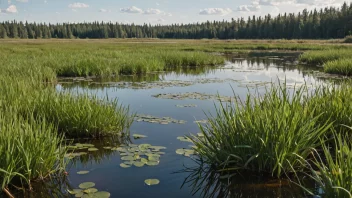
0,0,348,24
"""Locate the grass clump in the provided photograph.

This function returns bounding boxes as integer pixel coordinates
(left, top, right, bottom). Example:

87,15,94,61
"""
324,58,352,76
0,112,67,193
299,49,352,65
192,83,332,178
28,91,133,138
300,130,352,197
308,83,352,133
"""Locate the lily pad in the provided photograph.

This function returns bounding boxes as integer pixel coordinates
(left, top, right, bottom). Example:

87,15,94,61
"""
77,171,90,175
144,179,160,186
176,149,185,155
146,161,159,166
141,158,148,163
120,163,131,168
79,182,95,189
83,188,98,194
177,136,193,143
133,134,147,139
124,161,134,165
103,147,112,149
133,161,145,167
68,189,83,195
121,156,134,161
76,192,84,197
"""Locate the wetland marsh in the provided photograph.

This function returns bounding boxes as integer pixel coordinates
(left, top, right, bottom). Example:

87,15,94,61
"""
1,40,352,198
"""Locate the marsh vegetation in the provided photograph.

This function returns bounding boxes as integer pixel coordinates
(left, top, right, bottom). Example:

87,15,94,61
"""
0,39,351,198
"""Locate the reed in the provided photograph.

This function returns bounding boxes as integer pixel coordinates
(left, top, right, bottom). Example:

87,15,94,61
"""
0,111,67,193
299,130,352,197
192,83,333,178
324,58,352,76
299,49,352,65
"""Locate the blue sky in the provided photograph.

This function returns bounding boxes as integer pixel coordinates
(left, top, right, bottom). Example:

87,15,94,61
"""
0,0,347,24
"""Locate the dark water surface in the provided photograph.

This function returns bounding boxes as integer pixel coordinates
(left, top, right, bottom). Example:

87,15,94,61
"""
32,54,327,198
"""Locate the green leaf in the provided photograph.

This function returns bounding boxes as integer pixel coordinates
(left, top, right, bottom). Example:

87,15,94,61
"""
79,182,95,189
144,179,160,186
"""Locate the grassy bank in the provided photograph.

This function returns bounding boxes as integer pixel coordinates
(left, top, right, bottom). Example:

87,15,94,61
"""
192,82,352,196
299,48,352,76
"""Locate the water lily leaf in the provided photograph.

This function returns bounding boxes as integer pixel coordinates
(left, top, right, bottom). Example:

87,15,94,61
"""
88,148,99,152
139,144,151,150
79,182,95,189
121,156,134,161
146,161,159,166
177,137,192,142
155,152,165,155
77,171,90,175
141,158,148,163
133,134,147,139
75,192,84,197
83,188,98,194
149,146,167,150
103,147,112,149
129,144,138,147
145,179,160,186
133,161,145,167
124,161,134,165
79,152,88,155
68,189,82,195
176,149,185,155
148,156,160,162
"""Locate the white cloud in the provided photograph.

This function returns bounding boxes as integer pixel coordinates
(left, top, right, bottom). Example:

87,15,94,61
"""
143,8,171,16
157,18,165,22
120,6,143,13
5,5,18,13
237,5,261,12
44,0,47,3
199,8,232,15
68,2,89,9
156,2,160,6
144,8,163,15
16,0,28,2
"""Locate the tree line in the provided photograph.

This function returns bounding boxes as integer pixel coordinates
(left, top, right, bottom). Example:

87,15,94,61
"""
0,2,352,39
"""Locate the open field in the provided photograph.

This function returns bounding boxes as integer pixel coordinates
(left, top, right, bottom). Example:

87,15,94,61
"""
0,39,352,197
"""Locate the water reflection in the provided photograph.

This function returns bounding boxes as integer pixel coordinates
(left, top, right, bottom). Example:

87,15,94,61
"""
180,160,308,198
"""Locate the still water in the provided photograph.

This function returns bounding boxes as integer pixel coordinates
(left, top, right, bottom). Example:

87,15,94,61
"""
33,53,326,198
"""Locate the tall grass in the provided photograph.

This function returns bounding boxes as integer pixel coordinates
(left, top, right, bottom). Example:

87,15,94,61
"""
28,90,133,137
308,83,352,133
0,111,67,193
324,58,352,76
192,83,333,178
299,130,352,197
299,49,352,65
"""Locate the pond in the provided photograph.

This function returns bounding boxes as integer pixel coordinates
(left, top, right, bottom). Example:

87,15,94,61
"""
29,53,327,197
